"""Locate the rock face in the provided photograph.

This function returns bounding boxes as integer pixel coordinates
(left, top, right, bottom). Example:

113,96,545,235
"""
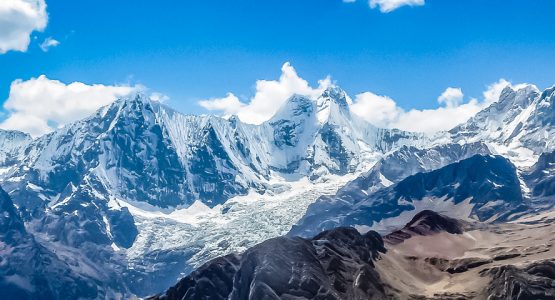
151,210,555,300
482,261,555,300
384,210,464,245
290,142,491,237
0,186,127,299
148,227,387,300
0,129,31,169
291,154,525,237
450,85,555,156
525,149,555,201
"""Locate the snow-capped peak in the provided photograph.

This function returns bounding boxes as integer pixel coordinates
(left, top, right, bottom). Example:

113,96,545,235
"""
499,84,539,108
446,84,555,167
316,86,351,124
0,129,32,168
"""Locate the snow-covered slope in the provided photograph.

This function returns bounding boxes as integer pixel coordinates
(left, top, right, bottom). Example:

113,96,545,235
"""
451,84,555,165
263,86,427,178
292,155,526,236
0,129,32,176
290,142,491,237
291,84,555,239
4,96,267,211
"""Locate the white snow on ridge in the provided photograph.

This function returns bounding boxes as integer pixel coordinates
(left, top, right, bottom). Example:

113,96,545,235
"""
110,197,220,226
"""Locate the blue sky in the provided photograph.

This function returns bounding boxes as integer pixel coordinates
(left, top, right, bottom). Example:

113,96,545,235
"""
1,0,555,135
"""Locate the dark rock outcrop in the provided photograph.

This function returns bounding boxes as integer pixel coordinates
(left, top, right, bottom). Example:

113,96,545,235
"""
482,261,555,300
292,154,527,238
290,143,490,238
149,227,387,300
384,210,464,245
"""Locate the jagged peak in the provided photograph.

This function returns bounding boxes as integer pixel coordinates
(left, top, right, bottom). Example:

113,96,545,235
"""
317,86,350,109
0,128,32,143
452,83,539,135
500,83,539,96
111,92,155,110
315,86,352,124
497,84,539,107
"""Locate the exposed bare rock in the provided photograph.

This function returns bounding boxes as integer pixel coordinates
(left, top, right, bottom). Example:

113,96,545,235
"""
149,227,387,300
384,210,465,245
481,260,555,300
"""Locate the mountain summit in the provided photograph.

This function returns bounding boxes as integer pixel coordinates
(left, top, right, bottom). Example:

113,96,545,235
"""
452,84,555,157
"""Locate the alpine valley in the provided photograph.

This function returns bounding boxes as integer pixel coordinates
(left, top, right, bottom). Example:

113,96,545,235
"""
1,84,555,299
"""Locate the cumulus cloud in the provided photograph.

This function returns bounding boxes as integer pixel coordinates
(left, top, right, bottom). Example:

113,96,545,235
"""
344,0,424,13
351,88,481,133
369,0,425,12
437,87,464,108
0,75,144,137
149,92,169,103
350,80,528,133
349,92,401,127
199,93,245,118
39,36,58,52
198,62,332,124
199,63,526,134
0,0,48,54
363,98,484,133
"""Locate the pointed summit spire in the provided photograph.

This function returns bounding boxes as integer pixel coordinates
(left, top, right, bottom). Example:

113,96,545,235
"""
316,85,351,124
318,86,350,109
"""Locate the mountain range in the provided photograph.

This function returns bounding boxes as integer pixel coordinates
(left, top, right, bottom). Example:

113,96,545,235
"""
152,210,555,299
1,83,555,298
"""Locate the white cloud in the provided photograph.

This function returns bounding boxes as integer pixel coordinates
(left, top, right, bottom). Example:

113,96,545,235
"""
351,88,481,133
369,0,425,12
351,80,528,133
199,93,245,118
0,75,143,137
388,100,484,133
437,87,464,108
199,63,528,134
149,92,169,103
39,36,58,52
342,0,424,12
349,92,401,127
198,62,332,124
343,0,425,13
0,0,48,54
